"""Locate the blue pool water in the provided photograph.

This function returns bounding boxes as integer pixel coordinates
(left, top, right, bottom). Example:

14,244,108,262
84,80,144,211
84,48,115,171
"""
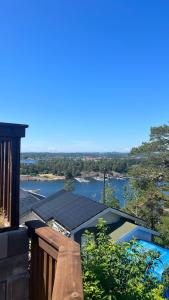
137,240,169,281
137,240,169,298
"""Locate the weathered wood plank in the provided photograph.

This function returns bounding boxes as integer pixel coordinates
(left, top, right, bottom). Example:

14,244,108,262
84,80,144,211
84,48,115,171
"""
39,238,58,260
52,243,83,300
43,251,48,299
48,256,53,300
35,226,80,252
27,221,84,300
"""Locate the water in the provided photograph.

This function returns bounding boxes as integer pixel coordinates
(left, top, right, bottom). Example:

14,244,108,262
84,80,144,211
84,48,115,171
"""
137,240,169,281
21,159,38,164
136,240,169,298
20,178,129,207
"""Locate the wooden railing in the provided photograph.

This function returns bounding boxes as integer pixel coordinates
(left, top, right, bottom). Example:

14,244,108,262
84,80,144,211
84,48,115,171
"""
26,221,84,300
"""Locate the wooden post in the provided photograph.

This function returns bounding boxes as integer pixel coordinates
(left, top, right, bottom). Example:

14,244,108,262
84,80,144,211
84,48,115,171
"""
0,122,28,229
26,221,84,300
103,168,106,203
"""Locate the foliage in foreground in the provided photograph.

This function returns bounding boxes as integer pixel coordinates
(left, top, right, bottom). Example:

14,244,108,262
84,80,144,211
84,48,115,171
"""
81,219,167,300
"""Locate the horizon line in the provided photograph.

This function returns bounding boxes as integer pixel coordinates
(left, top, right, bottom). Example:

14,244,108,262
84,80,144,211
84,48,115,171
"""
21,151,130,154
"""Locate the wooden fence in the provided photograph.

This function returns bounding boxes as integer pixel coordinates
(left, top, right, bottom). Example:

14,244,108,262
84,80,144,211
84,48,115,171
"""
26,220,84,300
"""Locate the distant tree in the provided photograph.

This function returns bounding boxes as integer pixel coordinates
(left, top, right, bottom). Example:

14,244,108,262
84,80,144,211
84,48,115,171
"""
64,171,75,191
20,156,131,177
65,171,73,179
102,185,120,209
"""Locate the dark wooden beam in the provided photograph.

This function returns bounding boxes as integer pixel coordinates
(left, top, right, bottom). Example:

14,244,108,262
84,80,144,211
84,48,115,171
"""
0,122,28,229
0,122,28,138
10,138,21,227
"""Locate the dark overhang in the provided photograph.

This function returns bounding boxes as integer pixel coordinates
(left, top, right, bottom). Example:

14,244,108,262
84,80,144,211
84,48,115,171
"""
0,122,28,138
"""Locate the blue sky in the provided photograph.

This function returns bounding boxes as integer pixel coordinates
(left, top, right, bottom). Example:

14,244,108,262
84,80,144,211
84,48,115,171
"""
0,1,169,152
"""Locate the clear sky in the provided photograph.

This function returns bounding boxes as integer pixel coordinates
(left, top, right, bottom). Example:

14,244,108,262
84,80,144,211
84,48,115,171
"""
0,1,169,152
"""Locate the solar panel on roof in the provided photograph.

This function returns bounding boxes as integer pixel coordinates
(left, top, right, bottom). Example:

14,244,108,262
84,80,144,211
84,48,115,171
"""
33,190,107,230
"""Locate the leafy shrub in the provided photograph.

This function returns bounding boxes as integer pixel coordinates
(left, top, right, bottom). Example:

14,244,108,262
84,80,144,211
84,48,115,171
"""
81,219,166,300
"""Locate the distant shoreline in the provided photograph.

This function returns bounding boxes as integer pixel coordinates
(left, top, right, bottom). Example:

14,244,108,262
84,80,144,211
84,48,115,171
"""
20,174,66,181
20,172,126,182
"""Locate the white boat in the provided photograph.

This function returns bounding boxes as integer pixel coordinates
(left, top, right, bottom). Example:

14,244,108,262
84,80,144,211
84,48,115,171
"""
75,177,90,183
93,177,104,181
107,175,113,179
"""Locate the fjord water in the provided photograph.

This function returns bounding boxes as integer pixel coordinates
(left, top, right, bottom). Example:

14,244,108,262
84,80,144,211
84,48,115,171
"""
20,178,129,207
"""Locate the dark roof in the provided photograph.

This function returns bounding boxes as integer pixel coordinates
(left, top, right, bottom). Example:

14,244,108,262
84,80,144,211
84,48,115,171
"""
20,189,42,216
20,211,42,225
28,191,45,201
33,190,107,231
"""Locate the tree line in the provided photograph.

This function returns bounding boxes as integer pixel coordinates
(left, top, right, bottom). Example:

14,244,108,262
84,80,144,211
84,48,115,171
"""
20,157,140,177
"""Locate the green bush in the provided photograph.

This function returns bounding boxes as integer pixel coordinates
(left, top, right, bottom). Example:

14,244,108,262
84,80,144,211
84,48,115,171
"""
81,219,166,300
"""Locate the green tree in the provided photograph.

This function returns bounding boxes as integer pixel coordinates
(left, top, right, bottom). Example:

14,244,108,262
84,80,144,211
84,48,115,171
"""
124,176,164,230
131,124,169,155
155,216,169,249
64,171,75,191
124,124,169,232
64,179,74,191
103,185,120,208
82,219,166,300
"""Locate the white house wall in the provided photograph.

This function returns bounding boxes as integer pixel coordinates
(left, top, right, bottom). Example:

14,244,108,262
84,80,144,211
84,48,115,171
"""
88,211,120,227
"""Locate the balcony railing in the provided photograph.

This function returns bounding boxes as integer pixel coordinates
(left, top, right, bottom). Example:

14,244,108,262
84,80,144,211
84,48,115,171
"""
27,219,84,300
0,122,84,300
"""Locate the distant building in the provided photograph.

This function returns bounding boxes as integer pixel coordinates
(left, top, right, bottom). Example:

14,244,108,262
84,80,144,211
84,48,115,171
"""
21,189,158,245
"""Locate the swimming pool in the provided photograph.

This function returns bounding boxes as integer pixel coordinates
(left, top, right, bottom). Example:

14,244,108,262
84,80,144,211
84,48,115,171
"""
137,240,169,281
137,240,169,298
